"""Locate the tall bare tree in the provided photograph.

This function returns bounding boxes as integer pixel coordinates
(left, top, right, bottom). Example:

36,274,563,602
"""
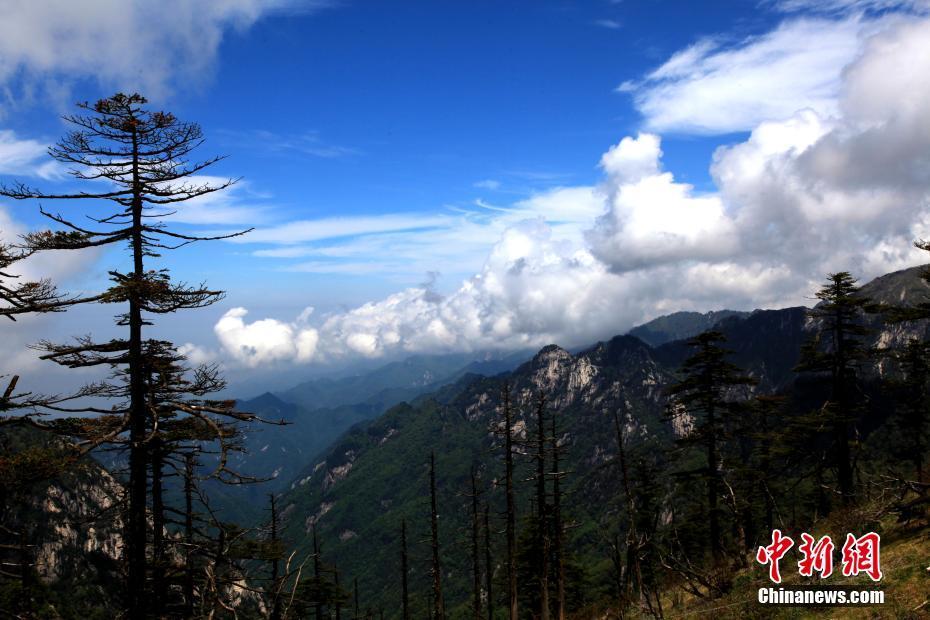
429,451,445,619
493,383,519,619
0,93,254,615
532,393,550,620
400,518,410,620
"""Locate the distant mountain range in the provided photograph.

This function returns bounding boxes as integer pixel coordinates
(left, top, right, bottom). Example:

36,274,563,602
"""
204,350,532,521
264,265,930,616
21,265,928,615
627,309,750,347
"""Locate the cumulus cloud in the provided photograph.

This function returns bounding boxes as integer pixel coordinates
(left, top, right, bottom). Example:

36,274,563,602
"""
214,307,319,367
596,16,930,288
587,134,738,271
620,16,875,134
0,0,329,103
213,14,930,367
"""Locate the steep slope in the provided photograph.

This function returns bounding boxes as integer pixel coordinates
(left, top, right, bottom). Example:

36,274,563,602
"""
627,309,750,347
269,267,930,616
278,351,528,411
203,352,531,522
0,427,124,617
272,325,807,616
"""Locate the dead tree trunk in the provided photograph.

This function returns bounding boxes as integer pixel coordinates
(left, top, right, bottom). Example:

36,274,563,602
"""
535,394,550,620
429,452,446,619
470,467,482,620
501,385,518,620
313,526,323,620
270,494,282,620
401,519,410,620
484,504,494,620
184,453,195,618
613,408,643,611
550,410,566,620
150,438,167,617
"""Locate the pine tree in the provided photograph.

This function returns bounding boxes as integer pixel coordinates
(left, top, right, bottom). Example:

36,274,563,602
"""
0,235,78,320
0,93,254,614
795,272,871,505
888,339,930,484
666,330,756,563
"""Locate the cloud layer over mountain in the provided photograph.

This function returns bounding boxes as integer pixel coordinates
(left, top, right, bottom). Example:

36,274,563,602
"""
216,16,930,366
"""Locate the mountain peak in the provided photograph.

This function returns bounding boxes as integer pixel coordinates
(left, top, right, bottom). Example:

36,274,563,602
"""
628,309,751,347
857,264,930,305
531,344,572,364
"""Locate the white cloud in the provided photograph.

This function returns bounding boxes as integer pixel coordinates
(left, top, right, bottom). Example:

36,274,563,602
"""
240,213,453,245
595,19,622,29
177,342,217,366
0,0,329,103
211,15,930,367
218,129,358,159
0,129,62,179
587,133,738,272
243,187,604,279
0,205,100,286
770,0,930,14
621,17,875,134
474,179,502,190
214,306,319,367
154,176,271,226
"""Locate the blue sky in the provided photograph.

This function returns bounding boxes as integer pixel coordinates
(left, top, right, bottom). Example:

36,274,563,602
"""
2,0,930,385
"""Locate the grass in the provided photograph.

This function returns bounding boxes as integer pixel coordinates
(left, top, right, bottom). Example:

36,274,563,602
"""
612,501,929,620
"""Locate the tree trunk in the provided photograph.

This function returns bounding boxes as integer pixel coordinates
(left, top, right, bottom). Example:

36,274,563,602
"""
614,408,642,609
429,452,445,619
151,440,166,617
502,386,518,620
313,526,323,620
127,123,149,617
535,395,550,620
401,519,410,620
184,453,195,618
484,504,494,620
551,412,565,620
707,405,722,562
270,494,282,620
470,468,481,620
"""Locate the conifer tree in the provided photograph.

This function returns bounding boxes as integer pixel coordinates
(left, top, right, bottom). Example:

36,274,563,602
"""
795,272,871,505
888,339,930,484
0,93,255,615
666,331,755,563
